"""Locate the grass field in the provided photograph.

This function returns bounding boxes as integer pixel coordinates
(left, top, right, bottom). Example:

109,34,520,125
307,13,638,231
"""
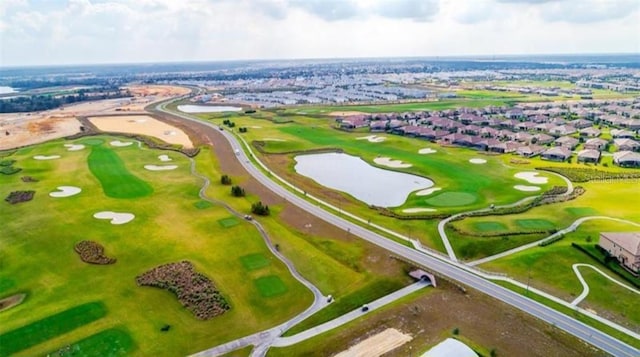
514,219,556,230
218,216,240,228
46,328,135,357
472,221,508,232
425,191,478,207
254,276,288,298
87,144,153,199
240,253,271,271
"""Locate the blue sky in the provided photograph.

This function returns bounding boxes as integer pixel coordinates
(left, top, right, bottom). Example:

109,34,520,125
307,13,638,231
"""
1,0,639,66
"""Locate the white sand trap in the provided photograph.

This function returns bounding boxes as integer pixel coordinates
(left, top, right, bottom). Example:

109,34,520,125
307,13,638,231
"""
158,154,172,162
514,171,548,184
49,186,82,198
64,144,85,151
403,208,437,213
416,187,442,196
419,148,437,154
374,157,412,168
357,135,386,143
110,140,133,147
93,211,135,225
514,185,542,192
469,158,487,164
334,328,412,357
144,164,178,171
250,126,262,129
33,155,61,160
262,138,286,142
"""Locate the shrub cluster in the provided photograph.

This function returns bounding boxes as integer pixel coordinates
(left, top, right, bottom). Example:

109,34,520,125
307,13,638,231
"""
74,240,116,265
136,261,230,320
5,191,34,204
251,201,270,216
231,185,245,197
538,234,564,247
537,167,640,183
0,159,21,175
222,119,236,128
220,174,232,185
20,176,38,182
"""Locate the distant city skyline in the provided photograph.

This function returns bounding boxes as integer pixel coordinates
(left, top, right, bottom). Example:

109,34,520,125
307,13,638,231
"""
1,0,639,67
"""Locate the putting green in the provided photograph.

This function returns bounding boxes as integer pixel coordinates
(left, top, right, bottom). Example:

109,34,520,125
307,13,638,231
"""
47,328,135,357
88,145,153,199
240,254,271,271
194,200,213,209
0,301,107,356
515,219,556,230
254,276,288,298
565,207,598,216
217,216,240,228
79,138,106,146
473,221,508,232
425,192,477,207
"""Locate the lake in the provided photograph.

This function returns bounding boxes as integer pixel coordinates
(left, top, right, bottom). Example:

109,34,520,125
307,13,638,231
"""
294,152,434,207
177,105,243,113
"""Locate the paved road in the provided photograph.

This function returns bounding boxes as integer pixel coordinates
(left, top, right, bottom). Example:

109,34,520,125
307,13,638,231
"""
157,101,640,357
571,263,640,306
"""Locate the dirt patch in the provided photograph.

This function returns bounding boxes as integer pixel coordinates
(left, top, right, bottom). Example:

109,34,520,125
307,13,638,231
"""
334,328,412,357
88,115,193,148
0,114,82,150
136,261,229,320
5,190,35,204
74,240,116,265
0,293,26,312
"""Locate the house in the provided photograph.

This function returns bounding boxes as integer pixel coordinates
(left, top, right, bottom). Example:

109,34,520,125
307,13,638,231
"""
541,147,572,161
601,114,626,126
613,151,640,167
623,119,640,131
498,130,517,141
532,133,554,145
516,144,546,158
614,138,640,152
554,136,579,149
577,149,601,163
505,108,524,119
584,138,609,151
442,133,473,146
480,127,499,138
461,124,481,135
472,138,500,151
610,129,636,139
549,125,577,136
500,119,519,129
369,120,388,132
340,116,368,129
489,141,520,154
535,123,555,132
579,127,601,137
599,232,640,273
516,122,537,131
571,119,593,129
515,132,533,143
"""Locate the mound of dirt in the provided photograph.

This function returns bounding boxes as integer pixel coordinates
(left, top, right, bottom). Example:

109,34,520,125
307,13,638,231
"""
0,293,26,312
5,191,35,204
74,240,116,265
136,261,229,320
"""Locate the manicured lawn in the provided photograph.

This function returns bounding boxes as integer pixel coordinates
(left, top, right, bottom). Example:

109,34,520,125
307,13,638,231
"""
78,138,106,146
240,253,271,271
514,219,556,230
218,216,240,228
565,207,598,216
0,302,107,355
425,192,478,207
472,221,508,232
87,145,153,199
194,200,213,209
254,276,288,298
46,328,135,357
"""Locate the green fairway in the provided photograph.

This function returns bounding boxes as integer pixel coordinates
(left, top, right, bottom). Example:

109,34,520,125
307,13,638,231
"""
254,276,288,297
218,216,240,228
194,200,214,209
0,302,107,355
47,328,135,357
565,207,598,216
472,221,508,232
425,192,478,207
240,254,271,271
87,145,153,199
514,219,556,230
79,138,106,146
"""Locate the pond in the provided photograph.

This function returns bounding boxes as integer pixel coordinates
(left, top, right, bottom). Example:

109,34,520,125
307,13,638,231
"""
294,152,434,207
177,105,243,113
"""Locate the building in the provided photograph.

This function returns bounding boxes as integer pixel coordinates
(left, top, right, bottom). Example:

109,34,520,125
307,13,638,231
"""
613,151,640,167
542,147,572,161
584,138,609,151
554,136,579,149
614,138,640,152
579,127,601,137
599,232,640,273
577,149,601,163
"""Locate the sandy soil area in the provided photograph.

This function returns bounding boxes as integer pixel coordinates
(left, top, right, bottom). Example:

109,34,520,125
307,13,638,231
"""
89,115,193,148
514,185,541,192
144,164,178,171
33,155,61,160
158,155,172,162
94,211,135,225
515,172,548,184
419,148,437,154
469,158,487,164
0,115,82,150
416,187,441,196
117,85,191,112
49,186,82,198
110,140,133,147
334,328,412,357
262,138,286,142
357,135,386,143
64,144,85,151
330,111,368,116
402,208,437,213
374,157,412,168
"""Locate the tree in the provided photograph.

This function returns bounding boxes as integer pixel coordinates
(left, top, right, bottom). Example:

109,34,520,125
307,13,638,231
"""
220,174,232,185
231,185,245,197
251,201,270,216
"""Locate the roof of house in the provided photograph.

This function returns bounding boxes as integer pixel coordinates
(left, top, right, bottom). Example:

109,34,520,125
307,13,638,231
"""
585,138,608,145
614,138,640,147
543,147,572,158
600,232,640,256
614,151,640,162
577,149,601,159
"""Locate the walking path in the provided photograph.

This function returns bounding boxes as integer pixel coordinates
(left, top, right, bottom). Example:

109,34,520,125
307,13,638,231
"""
469,216,640,266
570,263,640,306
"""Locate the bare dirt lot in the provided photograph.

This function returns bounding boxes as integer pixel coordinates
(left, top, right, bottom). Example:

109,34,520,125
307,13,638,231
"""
334,328,412,357
0,114,82,150
118,85,191,112
88,115,194,148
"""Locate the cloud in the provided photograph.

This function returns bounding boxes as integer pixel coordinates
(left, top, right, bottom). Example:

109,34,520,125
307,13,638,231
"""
540,0,640,23
288,0,359,21
372,0,439,22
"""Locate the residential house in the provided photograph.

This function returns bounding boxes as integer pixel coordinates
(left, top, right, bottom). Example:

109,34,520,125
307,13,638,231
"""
623,119,640,131
480,127,499,138
442,133,473,146
488,141,520,154
610,129,636,139
571,119,593,129
369,120,387,132
461,125,481,135
340,116,368,129
614,138,640,152
554,136,579,150
505,108,524,119
549,125,577,136
498,130,517,141
515,132,533,143
516,122,537,131
584,138,609,151
535,123,555,132
541,147,572,161
516,145,546,158
613,151,640,167
599,232,640,273
500,119,519,129
577,149,601,163
579,127,601,137
532,133,554,145
472,138,500,151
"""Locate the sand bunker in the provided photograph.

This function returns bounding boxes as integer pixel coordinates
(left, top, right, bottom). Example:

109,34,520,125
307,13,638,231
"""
144,164,178,171
403,208,437,213
416,187,442,196
93,211,135,225
514,172,548,184
357,135,386,143
49,186,82,197
158,154,172,162
469,158,487,164
110,140,133,147
419,148,437,154
64,144,85,151
262,138,286,142
374,157,412,168
89,115,193,148
33,155,61,160
334,328,412,357
250,126,262,129
514,185,542,192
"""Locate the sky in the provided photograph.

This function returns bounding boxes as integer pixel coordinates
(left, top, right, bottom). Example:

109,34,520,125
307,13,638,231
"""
1,0,639,66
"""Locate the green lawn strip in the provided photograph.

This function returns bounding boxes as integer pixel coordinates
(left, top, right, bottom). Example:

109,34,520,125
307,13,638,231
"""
283,279,406,336
194,200,214,209
217,216,240,228
514,219,556,230
493,280,640,350
425,192,478,207
240,253,271,271
46,327,135,357
472,221,508,232
446,226,546,261
572,243,640,288
78,138,105,146
281,99,511,114
254,275,288,298
87,145,153,199
0,302,107,356
565,207,598,216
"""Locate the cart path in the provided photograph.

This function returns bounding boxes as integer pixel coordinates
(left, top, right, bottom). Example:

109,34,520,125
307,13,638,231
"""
571,263,640,306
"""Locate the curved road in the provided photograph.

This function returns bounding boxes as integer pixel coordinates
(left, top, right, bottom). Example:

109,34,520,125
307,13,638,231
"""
157,100,640,357
571,263,640,306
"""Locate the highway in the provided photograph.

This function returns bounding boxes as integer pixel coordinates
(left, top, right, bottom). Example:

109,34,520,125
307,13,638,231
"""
157,101,639,357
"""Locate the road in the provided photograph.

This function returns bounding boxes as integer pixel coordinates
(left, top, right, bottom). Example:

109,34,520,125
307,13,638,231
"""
156,101,640,357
